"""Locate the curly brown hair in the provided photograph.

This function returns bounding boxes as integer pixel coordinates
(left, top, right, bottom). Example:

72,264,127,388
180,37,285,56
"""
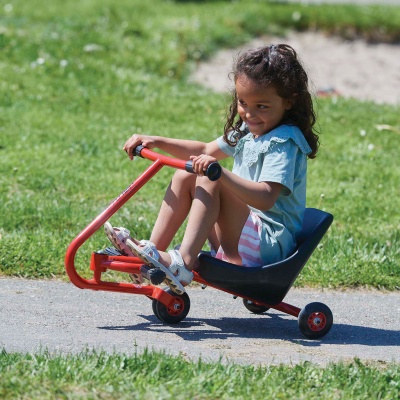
224,44,319,158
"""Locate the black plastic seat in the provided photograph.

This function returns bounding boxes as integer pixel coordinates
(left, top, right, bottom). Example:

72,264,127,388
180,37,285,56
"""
196,208,334,305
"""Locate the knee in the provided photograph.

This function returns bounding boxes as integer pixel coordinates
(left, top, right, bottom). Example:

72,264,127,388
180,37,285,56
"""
171,169,197,194
173,169,194,184
172,170,219,193
195,175,220,190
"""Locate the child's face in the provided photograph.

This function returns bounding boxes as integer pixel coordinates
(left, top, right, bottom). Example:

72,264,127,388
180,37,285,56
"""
236,75,292,137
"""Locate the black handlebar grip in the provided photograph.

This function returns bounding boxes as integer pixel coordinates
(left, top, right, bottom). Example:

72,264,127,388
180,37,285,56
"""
134,145,145,157
185,161,222,181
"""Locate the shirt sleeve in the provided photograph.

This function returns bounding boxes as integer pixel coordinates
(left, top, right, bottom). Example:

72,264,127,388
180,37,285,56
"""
257,139,298,196
216,135,235,157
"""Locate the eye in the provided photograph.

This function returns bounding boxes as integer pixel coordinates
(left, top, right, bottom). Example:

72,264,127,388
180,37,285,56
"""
238,99,246,106
258,104,269,109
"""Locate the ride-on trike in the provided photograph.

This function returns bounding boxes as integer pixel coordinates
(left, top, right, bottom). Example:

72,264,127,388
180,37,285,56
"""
65,146,334,339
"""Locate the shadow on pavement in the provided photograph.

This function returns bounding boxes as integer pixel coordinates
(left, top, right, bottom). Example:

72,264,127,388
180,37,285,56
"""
98,313,400,347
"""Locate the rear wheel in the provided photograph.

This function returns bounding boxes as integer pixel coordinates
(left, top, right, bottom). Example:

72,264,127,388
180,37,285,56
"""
298,302,333,339
152,288,190,324
242,298,270,314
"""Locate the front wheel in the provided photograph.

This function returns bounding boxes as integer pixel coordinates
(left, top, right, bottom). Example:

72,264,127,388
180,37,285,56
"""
298,302,333,339
152,288,190,324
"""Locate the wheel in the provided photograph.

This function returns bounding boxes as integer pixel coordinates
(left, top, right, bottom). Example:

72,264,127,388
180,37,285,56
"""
298,302,333,339
242,298,270,314
152,288,190,324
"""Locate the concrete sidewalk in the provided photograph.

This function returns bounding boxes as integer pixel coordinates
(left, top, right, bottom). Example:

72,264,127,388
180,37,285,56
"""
1,278,399,365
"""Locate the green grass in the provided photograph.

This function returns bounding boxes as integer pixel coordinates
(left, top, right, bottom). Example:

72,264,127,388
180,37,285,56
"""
0,349,399,399
1,0,399,289
1,1,399,397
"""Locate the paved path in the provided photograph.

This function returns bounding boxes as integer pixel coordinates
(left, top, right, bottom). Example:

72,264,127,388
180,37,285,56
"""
1,278,399,365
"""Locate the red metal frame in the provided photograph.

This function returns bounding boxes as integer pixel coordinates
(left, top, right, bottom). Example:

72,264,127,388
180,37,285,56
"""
65,148,300,317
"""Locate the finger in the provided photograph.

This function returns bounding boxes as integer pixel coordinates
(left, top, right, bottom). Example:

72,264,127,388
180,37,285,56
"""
124,145,133,160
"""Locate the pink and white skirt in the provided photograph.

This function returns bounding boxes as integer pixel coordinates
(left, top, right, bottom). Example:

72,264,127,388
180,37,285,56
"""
215,210,263,267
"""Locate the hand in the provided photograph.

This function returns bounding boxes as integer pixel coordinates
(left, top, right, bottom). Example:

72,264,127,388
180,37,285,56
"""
123,134,156,160
190,154,217,176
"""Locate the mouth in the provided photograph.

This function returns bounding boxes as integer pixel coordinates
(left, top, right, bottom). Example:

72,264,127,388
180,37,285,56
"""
246,119,261,126
246,119,261,125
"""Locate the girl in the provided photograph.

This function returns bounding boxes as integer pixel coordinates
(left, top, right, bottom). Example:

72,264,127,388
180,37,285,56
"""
105,44,319,293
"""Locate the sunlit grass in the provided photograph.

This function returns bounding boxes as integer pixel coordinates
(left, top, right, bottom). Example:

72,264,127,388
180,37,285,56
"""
0,0,399,289
1,1,399,397
0,349,399,400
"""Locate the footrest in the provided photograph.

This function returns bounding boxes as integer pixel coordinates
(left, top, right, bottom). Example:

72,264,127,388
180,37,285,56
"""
141,265,166,285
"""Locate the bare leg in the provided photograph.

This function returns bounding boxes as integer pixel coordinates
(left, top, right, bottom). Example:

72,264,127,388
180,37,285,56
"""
149,170,196,251
207,225,220,255
157,175,250,270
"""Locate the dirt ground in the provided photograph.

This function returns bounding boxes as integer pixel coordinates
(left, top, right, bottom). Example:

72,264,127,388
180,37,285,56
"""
190,31,400,105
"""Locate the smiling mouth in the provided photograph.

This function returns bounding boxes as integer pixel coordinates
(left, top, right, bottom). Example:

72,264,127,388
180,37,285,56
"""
246,120,261,126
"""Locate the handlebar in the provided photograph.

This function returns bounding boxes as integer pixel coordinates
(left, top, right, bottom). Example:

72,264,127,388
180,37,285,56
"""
185,160,222,181
134,145,222,181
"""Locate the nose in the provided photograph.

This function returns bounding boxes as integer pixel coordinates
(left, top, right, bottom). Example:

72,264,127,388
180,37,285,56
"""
246,110,256,120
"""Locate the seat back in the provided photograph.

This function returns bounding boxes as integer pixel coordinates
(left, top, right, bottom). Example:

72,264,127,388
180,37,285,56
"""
297,208,333,247
293,208,334,271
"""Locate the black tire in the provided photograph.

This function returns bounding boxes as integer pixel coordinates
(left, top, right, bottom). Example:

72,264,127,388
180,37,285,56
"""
298,302,333,339
242,298,270,314
152,288,190,324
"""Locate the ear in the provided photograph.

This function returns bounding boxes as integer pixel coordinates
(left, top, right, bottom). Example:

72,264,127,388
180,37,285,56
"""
285,94,297,110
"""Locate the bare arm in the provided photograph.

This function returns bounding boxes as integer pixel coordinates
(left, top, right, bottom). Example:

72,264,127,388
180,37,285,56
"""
123,134,227,161
219,168,282,211
124,134,279,209
188,151,281,210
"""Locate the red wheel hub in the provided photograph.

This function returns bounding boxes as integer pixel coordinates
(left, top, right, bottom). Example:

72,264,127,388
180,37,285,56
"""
167,297,184,316
307,312,327,332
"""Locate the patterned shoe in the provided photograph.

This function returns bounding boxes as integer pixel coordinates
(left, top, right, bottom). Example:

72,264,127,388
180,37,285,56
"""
126,239,189,295
104,222,134,256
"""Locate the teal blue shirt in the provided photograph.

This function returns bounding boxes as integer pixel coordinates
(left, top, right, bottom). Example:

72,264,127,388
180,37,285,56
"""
217,124,311,264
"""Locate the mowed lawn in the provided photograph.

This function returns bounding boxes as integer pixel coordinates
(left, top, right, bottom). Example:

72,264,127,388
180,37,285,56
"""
0,1,399,398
